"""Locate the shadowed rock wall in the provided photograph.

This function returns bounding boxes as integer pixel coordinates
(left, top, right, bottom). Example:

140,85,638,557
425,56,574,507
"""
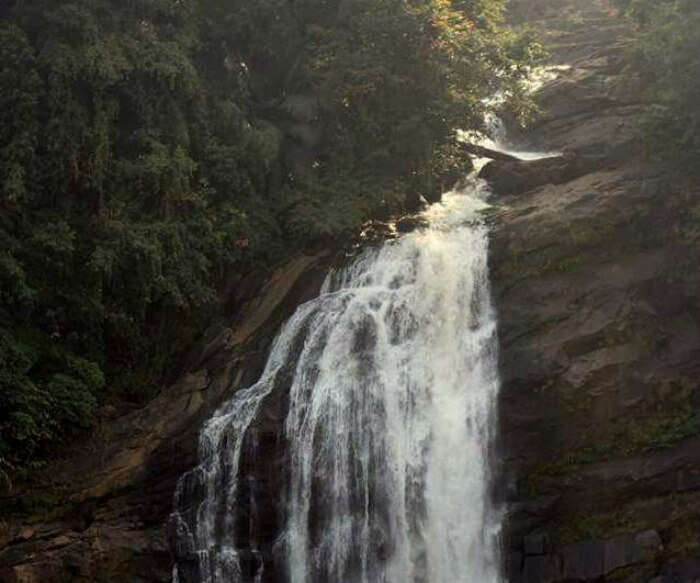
0,253,333,583
491,3,700,582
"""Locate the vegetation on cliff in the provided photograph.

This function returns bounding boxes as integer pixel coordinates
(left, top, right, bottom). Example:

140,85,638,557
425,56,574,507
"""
0,0,541,468
612,0,700,164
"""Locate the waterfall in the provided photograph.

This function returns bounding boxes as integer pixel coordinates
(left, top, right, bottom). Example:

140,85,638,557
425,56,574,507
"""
170,174,503,583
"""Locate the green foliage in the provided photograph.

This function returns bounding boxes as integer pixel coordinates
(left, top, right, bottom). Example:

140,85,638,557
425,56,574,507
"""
0,0,539,465
625,407,700,452
0,329,104,457
613,0,700,165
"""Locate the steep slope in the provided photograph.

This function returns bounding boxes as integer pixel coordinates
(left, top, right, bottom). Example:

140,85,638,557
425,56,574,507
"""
492,2,700,582
0,253,334,582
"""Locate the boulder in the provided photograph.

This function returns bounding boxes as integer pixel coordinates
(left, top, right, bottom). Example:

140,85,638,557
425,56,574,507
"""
423,185,443,204
396,216,429,234
479,153,601,197
404,191,427,214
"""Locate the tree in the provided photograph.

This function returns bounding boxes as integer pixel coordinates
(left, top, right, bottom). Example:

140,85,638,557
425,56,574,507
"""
0,0,540,466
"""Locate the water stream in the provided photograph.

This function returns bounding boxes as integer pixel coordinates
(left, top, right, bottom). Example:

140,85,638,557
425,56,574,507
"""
168,124,558,581
283,182,502,583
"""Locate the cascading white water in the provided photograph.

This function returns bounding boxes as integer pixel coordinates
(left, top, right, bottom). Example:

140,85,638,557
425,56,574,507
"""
285,178,502,583
171,172,504,583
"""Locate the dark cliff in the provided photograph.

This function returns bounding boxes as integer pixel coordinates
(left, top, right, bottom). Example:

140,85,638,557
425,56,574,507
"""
493,2,700,582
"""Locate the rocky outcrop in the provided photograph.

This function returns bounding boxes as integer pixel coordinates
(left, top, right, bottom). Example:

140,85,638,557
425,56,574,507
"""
490,2,700,582
479,152,602,197
512,529,663,583
0,252,335,583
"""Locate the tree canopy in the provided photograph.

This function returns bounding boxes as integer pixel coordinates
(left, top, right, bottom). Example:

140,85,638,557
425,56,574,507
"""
0,0,540,465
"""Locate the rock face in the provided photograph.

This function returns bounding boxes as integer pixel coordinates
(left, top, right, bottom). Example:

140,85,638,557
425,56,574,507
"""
479,153,600,197
0,253,334,583
490,2,700,582
514,530,663,583
2,3,700,583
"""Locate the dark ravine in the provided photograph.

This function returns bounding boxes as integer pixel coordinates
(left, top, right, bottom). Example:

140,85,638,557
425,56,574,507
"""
2,3,700,583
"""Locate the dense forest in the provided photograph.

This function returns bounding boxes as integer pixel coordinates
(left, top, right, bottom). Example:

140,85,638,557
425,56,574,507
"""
2,0,697,475
0,0,542,470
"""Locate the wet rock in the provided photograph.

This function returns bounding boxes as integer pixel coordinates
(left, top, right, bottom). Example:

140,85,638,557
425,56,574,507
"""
561,530,662,580
347,221,398,255
167,514,195,561
507,551,524,583
478,152,600,197
524,531,549,555
653,559,700,583
404,191,427,214
515,531,663,583
423,186,443,204
396,216,428,234
522,553,561,583
459,142,520,162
